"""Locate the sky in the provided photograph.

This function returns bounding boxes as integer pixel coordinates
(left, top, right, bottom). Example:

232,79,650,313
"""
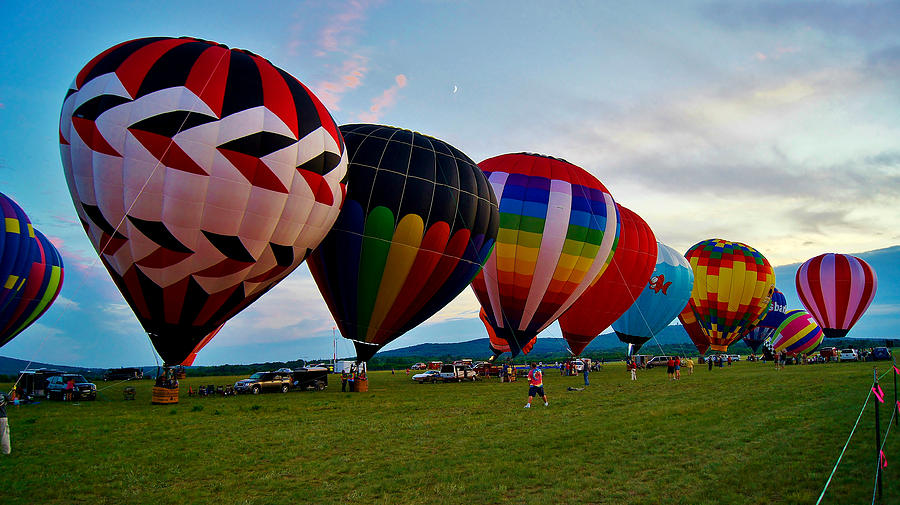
1,1,899,367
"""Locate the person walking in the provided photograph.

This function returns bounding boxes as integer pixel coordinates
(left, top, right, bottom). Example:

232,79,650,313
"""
687,357,694,375
727,355,732,366
674,356,681,380
1,391,9,455
524,362,548,408
582,360,589,386
629,359,637,381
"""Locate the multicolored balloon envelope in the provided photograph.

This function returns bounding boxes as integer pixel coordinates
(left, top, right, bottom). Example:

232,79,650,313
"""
481,308,535,356
558,205,656,356
771,309,824,356
795,253,877,338
684,239,775,352
470,153,619,356
309,124,499,362
60,37,348,365
742,288,787,352
0,230,64,348
678,304,710,355
612,242,693,353
0,193,36,314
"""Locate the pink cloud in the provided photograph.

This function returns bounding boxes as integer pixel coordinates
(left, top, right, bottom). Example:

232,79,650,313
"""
312,55,369,110
316,0,382,56
754,46,800,62
46,235,100,274
358,74,408,123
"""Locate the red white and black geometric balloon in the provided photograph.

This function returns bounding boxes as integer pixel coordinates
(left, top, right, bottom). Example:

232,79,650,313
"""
59,37,347,364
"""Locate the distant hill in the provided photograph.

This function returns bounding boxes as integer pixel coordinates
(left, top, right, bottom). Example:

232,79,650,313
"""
0,356,107,377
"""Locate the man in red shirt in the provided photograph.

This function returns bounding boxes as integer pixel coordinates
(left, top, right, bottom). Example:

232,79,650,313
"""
524,362,548,408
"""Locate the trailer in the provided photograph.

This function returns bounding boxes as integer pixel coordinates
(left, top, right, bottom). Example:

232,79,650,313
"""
290,368,329,391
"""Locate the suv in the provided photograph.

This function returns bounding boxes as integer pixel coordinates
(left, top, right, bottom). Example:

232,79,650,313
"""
839,349,859,362
234,372,291,394
872,347,893,361
46,374,97,400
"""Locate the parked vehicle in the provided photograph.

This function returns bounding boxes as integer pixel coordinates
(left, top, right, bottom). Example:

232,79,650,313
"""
872,347,893,361
410,363,427,370
438,364,477,382
290,367,328,391
46,374,97,400
839,349,859,362
426,361,443,370
820,347,839,361
645,356,674,369
473,361,501,376
103,367,144,381
15,369,63,398
412,370,441,383
234,371,292,394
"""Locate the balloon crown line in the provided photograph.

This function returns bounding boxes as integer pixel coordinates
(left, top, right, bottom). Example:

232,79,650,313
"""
342,124,457,146
510,152,573,165
172,36,265,60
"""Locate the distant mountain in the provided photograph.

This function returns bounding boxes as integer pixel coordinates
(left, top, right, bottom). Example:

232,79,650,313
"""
378,325,700,359
0,356,107,377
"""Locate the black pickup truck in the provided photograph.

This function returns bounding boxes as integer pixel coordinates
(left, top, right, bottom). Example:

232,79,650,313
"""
290,367,328,391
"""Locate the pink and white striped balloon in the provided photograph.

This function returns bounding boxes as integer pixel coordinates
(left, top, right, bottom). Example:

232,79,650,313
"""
795,253,877,338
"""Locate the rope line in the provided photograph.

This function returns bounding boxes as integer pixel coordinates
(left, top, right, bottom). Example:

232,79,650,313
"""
815,387,873,505
871,405,896,505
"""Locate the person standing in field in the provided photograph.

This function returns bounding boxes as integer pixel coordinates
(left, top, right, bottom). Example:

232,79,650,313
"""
708,356,713,371
687,357,694,375
582,360,589,386
629,359,637,380
524,362,548,408
1,391,9,455
667,356,675,380
674,356,681,380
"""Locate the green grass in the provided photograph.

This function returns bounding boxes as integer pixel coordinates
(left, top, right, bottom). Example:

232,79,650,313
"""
1,359,898,504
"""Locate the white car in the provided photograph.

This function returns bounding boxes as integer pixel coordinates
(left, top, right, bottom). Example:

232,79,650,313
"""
412,370,441,383
839,349,859,362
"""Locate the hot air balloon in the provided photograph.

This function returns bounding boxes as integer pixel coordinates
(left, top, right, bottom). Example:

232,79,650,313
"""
558,205,656,356
795,253,877,338
742,288,787,352
481,308,536,357
611,242,693,354
0,193,36,315
771,309,824,356
59,37,347,367
0,230,64,348
470,153,619,356
684,239,775,352
677,304,710,355
308,124,499,363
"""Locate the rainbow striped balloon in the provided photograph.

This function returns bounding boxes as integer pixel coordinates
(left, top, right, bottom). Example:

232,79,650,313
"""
471,153,618,355
771,310,824,356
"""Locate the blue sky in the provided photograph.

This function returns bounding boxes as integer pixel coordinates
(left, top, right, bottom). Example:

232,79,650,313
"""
1,1,899,367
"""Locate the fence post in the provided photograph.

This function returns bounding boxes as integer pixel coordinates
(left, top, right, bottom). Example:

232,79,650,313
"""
874,368,883,502
894,357,899,427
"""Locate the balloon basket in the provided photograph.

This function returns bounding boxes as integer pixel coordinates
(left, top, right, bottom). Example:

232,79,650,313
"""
151,386,179,405
350,378,368,392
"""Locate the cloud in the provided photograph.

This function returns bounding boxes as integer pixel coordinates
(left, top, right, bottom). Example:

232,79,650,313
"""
316,0,381,55
312,54,369,110
703,1,900,42
358,74,408,122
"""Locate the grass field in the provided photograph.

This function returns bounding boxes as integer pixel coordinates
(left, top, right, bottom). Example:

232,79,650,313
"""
1,356,898,505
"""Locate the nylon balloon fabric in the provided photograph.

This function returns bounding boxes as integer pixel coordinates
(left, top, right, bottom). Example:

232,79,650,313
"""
308,124,499,362
558,205,656,356
795,253,877,338
771,309,824,356
0,193,36,315
612,241,693,354
59,37,348,365
0,230,64,348
677,304,710,355
470,153,619,356
684,239,775,352
481,308,535,356
742,287,787,352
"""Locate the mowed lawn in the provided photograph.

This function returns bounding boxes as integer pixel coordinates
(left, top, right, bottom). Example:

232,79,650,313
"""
1,357,898,505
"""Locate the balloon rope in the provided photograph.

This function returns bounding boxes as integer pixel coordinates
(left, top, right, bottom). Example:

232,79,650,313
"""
815,388,872,505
